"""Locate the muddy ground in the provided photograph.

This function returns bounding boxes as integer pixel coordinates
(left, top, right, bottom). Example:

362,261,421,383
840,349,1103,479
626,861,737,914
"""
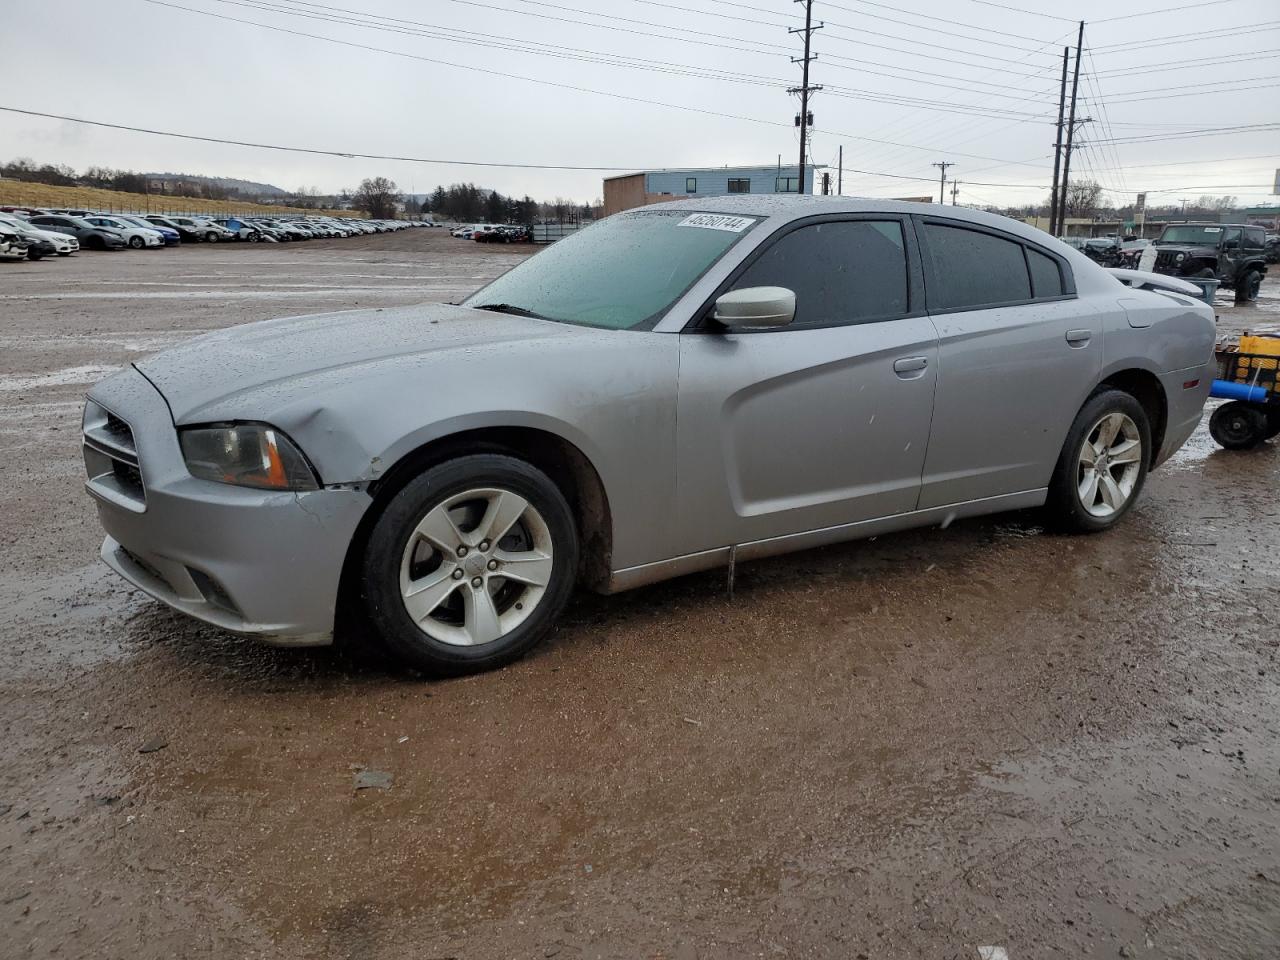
1,230,1277,960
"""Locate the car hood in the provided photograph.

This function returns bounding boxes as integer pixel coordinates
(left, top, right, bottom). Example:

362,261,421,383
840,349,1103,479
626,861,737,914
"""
135,302,589,423
1154,243,1216,256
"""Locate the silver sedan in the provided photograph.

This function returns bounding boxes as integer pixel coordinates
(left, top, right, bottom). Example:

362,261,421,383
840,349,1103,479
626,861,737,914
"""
83,197,1215,674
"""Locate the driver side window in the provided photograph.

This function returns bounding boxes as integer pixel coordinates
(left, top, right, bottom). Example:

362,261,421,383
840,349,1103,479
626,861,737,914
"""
731,220,909,328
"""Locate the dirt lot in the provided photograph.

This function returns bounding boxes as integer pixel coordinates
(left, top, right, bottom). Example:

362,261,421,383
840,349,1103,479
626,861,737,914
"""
1,230,1277,960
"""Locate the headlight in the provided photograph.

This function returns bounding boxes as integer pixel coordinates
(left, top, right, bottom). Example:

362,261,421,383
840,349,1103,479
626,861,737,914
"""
1175,253,1185,262
179,423,319,491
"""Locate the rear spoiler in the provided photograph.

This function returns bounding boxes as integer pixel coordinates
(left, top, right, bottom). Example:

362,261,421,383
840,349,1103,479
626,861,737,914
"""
1106,268,1202,298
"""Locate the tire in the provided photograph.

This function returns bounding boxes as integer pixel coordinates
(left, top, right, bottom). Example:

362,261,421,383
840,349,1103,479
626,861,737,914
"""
1209,401,1268,450
1046,389,1151,533
1194,267,1215,279
1234,269,1262,303
1265,409,1280,441
360,454,579,675
205,231,218,243
57,251,71,257
27,252,43,261
247,233,259,243
129,236,144,249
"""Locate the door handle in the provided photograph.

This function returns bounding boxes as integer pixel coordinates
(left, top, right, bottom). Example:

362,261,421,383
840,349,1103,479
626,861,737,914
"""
1065,329,1093,347
893,356,929,379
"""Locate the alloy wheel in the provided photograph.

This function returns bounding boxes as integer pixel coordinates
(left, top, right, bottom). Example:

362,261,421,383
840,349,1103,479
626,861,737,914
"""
399,487,554,647
1077,412,1143,517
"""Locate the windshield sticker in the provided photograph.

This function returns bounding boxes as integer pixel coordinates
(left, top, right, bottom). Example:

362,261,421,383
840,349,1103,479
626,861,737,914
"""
1203,227,1222,233
678,214,755,233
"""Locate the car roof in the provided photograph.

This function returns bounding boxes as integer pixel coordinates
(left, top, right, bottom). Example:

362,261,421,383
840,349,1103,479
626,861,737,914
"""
641,194,1064,248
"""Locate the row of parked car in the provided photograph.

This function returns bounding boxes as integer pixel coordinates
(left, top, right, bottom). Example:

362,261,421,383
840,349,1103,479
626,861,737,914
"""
450,223,532,243
0,206,434,261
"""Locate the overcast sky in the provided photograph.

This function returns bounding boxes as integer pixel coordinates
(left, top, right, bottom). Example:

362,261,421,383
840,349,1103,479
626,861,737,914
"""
2,0,1276,207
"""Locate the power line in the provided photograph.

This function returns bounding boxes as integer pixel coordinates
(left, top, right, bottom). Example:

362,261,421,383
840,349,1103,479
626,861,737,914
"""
140,0,1058,167
1092,0,1247,24
820,0,1054,44
1107,81,1280,105
1088,123,1280,144
0,105,638,169
955,0,1075,22
1090,21,1280,52
1093,49,1280,78
246,0,1062,115
0,104,1057,190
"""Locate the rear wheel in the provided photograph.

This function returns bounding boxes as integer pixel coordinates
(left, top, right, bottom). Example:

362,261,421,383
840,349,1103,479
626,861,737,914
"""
360,455,579,675
1234,269,1262,303
1209,401,1268,449
1047,389,1150,533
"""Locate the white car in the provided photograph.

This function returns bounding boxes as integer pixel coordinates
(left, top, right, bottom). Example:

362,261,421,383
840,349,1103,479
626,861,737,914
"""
0,228,29,262
84,216,165,250
0,213,79,256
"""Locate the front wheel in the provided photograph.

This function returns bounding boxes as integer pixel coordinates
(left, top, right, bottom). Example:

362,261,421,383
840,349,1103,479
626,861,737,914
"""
360,455,579,675
1209,401,1268,449
129,236,145,249
205,231,218,243
1234,269,1262,303
1046,389,1151,533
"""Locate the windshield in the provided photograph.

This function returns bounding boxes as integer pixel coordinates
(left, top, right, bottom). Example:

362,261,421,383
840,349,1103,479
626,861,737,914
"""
1158,225,1223,245
464,209,760,330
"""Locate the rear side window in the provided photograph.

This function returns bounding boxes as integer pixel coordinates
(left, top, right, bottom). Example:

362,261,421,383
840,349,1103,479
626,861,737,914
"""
1027,247,1064,298
923,222,1030,310
731,220,909,327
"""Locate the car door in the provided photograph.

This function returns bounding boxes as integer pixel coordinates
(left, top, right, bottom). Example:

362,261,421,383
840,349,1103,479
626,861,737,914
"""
674,215,939,557
914,216,1103,508
1220,226,1244,280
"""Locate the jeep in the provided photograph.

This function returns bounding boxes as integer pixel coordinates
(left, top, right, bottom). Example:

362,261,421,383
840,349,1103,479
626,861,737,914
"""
1151,222,1268,303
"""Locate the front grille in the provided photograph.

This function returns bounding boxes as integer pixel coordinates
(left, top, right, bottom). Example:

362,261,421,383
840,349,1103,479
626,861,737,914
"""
83,400,146,510
1154,250,1184,273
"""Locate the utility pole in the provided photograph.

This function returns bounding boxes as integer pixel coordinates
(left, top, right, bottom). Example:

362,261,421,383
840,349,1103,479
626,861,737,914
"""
933,161,954,205
788,0,822,196
1056,20,1085,235
1048,45,1069,235
951,181,959,205
837,144,843,195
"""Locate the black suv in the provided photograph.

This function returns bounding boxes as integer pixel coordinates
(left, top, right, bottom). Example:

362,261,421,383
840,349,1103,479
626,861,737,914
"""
1151,222,1268,303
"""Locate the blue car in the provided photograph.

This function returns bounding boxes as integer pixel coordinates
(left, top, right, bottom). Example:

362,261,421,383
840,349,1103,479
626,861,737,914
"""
112,215,181,246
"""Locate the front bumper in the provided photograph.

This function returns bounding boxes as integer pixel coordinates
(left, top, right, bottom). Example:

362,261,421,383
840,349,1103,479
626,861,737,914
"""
84,367,372,645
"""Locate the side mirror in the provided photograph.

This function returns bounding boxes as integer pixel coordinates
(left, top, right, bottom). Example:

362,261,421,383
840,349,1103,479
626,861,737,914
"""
713,286,796,330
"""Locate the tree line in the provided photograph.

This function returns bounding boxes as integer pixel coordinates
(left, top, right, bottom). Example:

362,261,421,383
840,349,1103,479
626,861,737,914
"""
985,179,1243,223
422,183,602,224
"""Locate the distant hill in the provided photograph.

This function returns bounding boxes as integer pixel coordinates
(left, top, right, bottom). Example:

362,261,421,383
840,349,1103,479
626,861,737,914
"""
143,172,289,197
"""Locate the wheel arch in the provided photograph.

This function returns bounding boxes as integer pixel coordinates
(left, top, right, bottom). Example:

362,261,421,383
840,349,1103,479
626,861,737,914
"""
1097,366,1168,467
337,425,615,618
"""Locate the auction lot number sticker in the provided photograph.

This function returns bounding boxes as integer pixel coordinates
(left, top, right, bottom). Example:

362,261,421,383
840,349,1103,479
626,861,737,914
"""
678,214,756,233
